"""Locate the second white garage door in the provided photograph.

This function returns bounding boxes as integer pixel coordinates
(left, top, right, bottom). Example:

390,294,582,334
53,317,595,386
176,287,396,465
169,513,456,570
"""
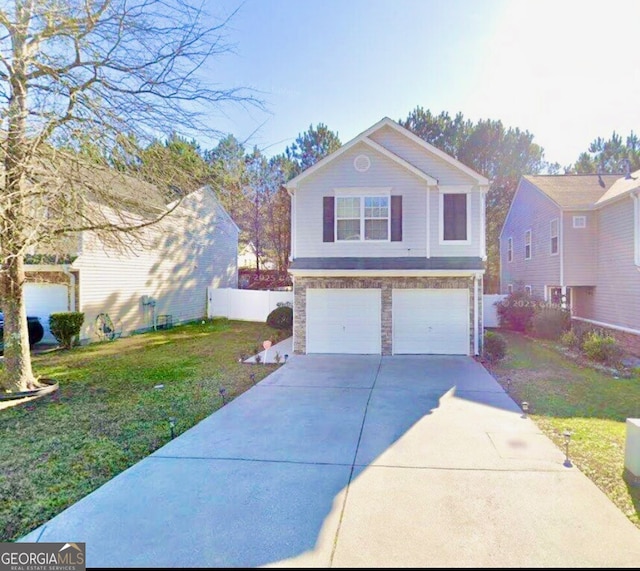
306,289,381,354
393,289,469,355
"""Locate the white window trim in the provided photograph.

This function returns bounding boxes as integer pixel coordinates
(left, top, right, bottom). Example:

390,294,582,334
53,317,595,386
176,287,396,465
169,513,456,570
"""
439,190,472,245
334,188,391,243
573,215,586,229
550,218,559,256
634,194,640,266
507,237,513,263
525,285,532,295
507,284,513,294
524,229,532,260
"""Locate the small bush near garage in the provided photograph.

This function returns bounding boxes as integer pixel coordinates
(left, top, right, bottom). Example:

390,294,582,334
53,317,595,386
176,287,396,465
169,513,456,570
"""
49,312,85,349
496,291,538,332
531,306,571,340
581,330,622,366
266,306,293,330
483,331,507,362
560,329,581,350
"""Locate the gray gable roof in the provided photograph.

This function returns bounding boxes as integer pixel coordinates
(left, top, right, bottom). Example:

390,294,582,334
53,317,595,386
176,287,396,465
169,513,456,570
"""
289,257,484,270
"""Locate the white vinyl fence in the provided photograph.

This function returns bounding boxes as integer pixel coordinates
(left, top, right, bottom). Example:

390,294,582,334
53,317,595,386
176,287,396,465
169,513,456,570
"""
483,294,506,328
207,288,293,322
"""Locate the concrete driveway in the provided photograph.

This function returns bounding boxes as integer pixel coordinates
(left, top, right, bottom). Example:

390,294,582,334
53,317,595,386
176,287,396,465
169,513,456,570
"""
21,355,640,567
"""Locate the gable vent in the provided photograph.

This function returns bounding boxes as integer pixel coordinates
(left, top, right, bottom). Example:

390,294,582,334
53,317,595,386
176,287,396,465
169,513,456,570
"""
353,154,371,172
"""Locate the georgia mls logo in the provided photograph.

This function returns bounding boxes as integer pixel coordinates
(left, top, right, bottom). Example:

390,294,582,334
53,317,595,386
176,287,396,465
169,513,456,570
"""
0,542,85,571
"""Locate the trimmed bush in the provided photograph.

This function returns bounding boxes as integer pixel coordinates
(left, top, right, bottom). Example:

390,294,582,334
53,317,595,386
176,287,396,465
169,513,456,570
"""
560,329,580,350
581,330,622,365
266,306,293,330
49,312,84,349
531,307,571,340
483,331,507,362
496,291,538,332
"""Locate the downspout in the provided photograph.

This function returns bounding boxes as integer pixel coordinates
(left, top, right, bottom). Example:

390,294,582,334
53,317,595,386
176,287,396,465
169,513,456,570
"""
473,274,479,356
559,213,564,287
61,265,76,311
426,187,431,258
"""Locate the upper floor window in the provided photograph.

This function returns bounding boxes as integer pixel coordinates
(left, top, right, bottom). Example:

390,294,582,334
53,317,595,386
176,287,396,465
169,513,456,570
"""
336,196,389,241
573,215,586,229
507,237,513,262
507,284,513,294
525,229,532,260
550,219,559,255
525,285,532,295
441,193,469,243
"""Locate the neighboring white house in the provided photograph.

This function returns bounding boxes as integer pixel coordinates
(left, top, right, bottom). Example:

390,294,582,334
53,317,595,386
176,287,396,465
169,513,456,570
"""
25,185,238,342
285,117,489,355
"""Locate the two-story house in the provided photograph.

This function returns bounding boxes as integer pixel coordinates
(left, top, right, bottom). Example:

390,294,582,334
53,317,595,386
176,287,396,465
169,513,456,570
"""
285,118,489,356
500,173,640,353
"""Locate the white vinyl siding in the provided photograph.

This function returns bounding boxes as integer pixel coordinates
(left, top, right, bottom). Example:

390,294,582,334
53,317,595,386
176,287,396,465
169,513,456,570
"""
295,142,427,257
306,289,381,354
73,188,238,341
294,140,483,259
368,124,477,185
392,289,469,355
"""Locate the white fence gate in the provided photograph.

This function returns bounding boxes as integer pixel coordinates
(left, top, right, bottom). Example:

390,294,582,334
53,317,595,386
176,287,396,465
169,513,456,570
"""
207,288,293,322
483,294,506,328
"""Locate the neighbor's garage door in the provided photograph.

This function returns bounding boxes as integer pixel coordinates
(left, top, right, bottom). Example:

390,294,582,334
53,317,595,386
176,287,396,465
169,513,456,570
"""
24,283,70,343
393,289,469,355
306,289,381,354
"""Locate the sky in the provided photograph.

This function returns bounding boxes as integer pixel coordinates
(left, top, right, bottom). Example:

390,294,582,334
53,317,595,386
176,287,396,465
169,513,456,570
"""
201,0,640,168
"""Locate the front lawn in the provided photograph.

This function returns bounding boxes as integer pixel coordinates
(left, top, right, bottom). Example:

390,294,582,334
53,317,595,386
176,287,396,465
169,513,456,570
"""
0,319,279,541
487,330,640,528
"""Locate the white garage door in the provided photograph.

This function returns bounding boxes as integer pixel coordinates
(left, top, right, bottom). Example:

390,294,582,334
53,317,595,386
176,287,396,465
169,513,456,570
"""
393,289,469,355
24,283,70,343
306,289,381,354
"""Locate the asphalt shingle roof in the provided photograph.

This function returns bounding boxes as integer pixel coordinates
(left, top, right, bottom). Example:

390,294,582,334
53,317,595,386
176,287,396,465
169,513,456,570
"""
524,174,620,209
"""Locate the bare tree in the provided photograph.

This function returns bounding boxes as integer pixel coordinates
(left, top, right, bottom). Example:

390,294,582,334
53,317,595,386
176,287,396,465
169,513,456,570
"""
0,0,257,392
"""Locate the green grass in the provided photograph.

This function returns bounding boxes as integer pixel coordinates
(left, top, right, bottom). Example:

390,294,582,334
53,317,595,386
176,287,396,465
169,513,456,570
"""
488,330,640,528
0,319,281,541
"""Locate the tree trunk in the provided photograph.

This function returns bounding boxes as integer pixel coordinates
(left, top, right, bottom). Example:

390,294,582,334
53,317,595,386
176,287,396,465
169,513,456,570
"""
1,6,38,392
0,254,39,392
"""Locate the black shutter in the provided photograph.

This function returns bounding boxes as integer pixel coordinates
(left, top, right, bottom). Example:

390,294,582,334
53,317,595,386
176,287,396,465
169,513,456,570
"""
443,194,467,241
323,196,334,242
391,195,402,241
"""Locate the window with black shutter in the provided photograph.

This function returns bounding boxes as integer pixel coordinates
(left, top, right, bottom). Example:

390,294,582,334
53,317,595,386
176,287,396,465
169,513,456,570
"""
443,193,467,241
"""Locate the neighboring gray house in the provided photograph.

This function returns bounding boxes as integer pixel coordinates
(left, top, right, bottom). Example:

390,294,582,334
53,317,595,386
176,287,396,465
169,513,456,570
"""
500,173,640,353
285,117,489,356
25,185,238,342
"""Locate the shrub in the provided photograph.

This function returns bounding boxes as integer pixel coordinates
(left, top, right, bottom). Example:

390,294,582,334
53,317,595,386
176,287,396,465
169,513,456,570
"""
531,307,571,340
560,329,580,350
496,291,538,332
483,331,507,362
581,331,622,365
266,306,293,330
49,312,84,349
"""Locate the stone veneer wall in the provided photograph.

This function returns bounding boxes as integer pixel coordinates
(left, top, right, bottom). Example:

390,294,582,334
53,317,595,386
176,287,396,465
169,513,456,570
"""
293,276,481,355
